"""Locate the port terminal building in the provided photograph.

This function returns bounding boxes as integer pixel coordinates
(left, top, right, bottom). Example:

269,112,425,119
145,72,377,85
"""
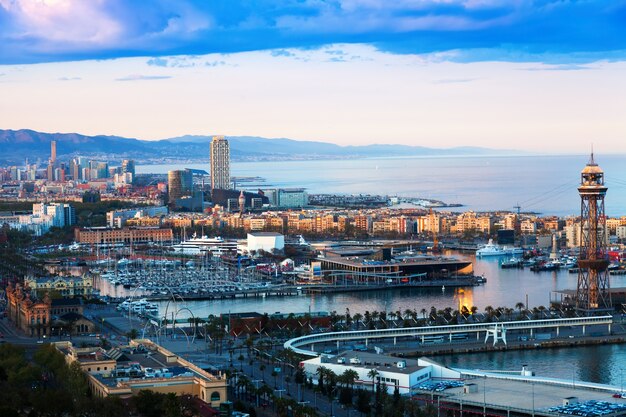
301,351,626,416
317,246,473,282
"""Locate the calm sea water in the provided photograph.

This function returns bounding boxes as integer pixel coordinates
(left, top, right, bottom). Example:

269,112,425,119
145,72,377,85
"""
137,154,626,216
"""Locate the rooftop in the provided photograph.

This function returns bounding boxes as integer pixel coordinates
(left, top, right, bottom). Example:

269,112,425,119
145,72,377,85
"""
320,351,425,375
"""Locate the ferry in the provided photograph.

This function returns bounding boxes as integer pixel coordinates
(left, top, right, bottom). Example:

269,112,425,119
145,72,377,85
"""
476,239,524,257
170,235,238,255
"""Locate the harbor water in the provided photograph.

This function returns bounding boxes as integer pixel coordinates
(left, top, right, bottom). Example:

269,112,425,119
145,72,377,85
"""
149,253,626,318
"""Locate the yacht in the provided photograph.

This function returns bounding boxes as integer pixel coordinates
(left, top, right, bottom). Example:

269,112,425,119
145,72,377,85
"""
170,236,238,255
476,239,524,257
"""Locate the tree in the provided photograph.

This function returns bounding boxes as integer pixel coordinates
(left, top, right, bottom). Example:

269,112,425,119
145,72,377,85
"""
126,328,139,340
367,369,379,392
355,390,371,415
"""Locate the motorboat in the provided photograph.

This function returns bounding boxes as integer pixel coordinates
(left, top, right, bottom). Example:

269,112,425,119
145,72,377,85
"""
500,257,523,269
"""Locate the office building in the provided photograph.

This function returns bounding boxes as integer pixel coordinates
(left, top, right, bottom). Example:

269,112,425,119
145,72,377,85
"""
278,188,308,208
121,159,135,176
210,136,230,190
167,169,193,206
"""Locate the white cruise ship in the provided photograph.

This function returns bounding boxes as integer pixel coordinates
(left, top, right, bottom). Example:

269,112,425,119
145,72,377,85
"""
476,239,524,257
170,236,238,255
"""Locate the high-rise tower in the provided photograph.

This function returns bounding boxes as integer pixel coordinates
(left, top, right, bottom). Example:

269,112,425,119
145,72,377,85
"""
168,169,193,206
50,140,57,163
210,136,230,190
575,153,611,312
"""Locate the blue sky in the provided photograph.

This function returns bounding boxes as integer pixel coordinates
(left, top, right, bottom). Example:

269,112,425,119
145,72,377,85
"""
2,0,626,64
1,0,626,152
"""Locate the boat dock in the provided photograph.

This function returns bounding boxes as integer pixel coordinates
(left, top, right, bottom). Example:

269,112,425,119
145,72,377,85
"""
138,277,484,301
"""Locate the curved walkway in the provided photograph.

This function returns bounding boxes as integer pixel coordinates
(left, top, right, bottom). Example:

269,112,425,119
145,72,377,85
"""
284,316,614,356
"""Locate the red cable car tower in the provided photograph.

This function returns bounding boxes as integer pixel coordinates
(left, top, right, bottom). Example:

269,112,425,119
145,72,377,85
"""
576,153,611,312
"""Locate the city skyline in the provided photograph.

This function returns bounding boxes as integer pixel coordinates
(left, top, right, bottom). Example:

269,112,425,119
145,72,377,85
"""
1,1,626,153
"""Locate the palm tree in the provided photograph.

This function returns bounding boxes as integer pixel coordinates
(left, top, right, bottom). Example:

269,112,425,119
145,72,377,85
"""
341,369,359,391
367,369,379,392
325,368,338,394
429,306,437,321
353,313,363,329
316,366,327,392
484,305,494,317
238,353,245,371
515,302,526,316
537,305,547,318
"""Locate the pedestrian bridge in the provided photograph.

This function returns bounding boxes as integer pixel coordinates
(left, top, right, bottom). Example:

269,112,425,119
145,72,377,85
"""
284,316,614,356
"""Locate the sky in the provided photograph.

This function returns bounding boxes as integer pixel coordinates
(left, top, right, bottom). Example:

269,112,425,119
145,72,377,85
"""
1,0,626,153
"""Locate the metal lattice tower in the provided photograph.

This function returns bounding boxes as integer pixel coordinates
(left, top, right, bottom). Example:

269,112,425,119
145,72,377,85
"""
576,153,611,313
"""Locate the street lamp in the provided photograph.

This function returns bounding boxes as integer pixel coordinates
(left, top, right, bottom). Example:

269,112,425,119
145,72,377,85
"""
530,381,535,417
483,375,487,415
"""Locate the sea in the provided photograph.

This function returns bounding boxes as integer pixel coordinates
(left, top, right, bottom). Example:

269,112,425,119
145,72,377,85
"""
137,154,626,217
134,154,626,386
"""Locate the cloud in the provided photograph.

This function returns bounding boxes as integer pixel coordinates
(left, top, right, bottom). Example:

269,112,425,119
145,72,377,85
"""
270,49,295,57
58,76,81,81
147,57,169,67
115,74,172,81
1,1,626,64
433,78,478,84
146,55,226,67
520,64,595,72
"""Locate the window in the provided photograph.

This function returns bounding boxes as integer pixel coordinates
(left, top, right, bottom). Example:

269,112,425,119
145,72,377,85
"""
210,391,221,402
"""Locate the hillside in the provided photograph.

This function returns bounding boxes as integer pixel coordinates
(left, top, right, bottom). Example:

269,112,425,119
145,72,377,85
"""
0,129,511,165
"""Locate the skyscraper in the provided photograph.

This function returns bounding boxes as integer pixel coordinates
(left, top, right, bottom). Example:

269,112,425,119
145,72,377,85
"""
50,140,57,164
210,136,230,190
121,159,135,176
168,169,193,206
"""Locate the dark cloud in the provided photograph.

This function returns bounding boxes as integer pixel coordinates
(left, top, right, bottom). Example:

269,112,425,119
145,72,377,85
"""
2,1,626,64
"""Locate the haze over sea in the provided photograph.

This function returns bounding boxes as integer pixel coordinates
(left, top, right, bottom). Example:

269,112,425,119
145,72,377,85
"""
138,154,626,217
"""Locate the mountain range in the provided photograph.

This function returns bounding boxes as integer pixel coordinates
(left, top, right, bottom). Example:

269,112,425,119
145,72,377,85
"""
0,129,512,165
